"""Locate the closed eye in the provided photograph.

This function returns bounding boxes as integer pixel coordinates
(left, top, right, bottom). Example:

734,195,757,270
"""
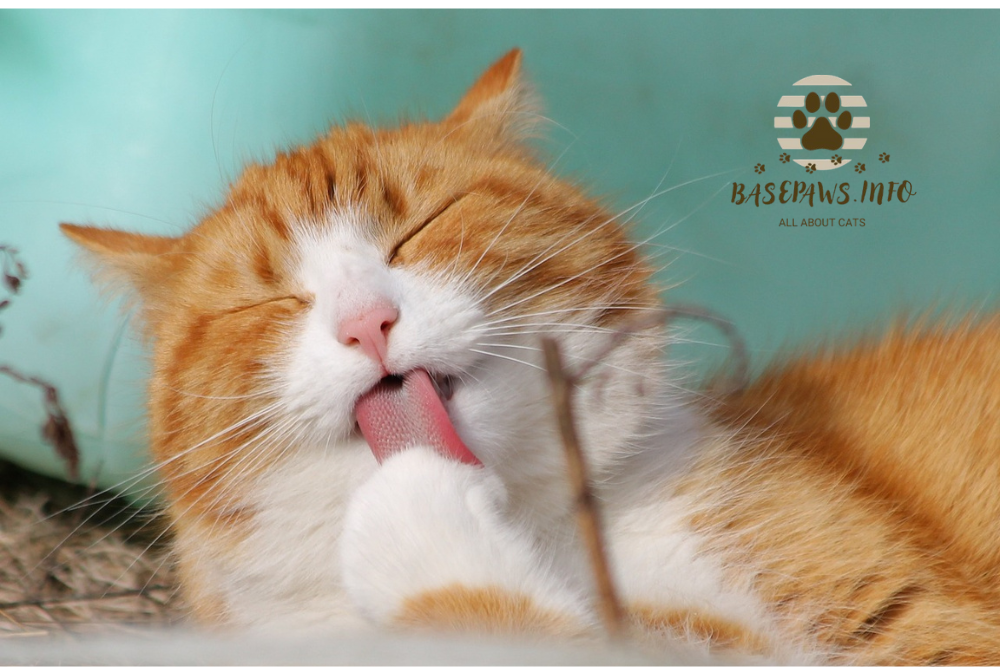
388,195,465,263
219,294,312,317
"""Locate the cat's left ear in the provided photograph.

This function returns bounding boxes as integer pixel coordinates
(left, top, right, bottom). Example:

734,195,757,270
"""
60,223,185,324
445,48,540,143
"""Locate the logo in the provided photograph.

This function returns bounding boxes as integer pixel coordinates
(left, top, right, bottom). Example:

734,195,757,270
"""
732,73,916,224
776,75,867,172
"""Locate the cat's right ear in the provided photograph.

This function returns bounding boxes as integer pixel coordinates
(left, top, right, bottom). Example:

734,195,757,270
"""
60,223,183,314
445,48,540,143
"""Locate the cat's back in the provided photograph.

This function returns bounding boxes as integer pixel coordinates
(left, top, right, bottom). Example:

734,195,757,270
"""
690,317,1000,662
718,316,1000,577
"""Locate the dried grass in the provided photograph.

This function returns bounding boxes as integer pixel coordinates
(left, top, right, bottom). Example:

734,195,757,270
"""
0,461,183,638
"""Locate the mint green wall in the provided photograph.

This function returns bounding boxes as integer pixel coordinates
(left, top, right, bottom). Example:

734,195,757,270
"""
2,9,999,486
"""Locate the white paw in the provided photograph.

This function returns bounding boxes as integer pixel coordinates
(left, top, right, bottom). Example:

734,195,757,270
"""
340,447,584,624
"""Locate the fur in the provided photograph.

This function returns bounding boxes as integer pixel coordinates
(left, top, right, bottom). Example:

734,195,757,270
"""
61,49,1000,663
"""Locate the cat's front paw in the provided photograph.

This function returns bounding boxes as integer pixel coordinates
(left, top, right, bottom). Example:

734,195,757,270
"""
340,447,583,626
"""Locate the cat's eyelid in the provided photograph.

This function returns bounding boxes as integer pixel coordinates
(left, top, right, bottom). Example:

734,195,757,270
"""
388,194,466,263
218,294,311,317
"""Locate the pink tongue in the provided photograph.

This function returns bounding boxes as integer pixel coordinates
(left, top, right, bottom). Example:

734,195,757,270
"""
355,369,481,466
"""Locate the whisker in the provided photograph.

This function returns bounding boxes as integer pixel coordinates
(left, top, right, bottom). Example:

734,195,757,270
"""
112,415,303,590
167,387,283,401
34,403,282,570
8,199,180,228
52,422,280,573
476,342,541,353
211,40,250,185
478,167,741,305
53,402,282,516
474,305,668,329
470,348,544,372
466,140,577,278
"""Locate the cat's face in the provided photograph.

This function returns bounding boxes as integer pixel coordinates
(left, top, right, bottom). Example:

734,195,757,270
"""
62,50,662,516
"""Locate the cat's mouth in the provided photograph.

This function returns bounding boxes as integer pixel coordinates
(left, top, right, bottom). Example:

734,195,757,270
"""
354,369,480,466
428,373,456,402
359,370,456,409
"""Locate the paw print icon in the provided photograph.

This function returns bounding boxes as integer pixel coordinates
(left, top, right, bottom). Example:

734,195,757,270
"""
793,92,852,151
776,76,868,172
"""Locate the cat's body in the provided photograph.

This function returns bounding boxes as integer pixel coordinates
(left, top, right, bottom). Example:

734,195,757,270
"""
62,50,1000,664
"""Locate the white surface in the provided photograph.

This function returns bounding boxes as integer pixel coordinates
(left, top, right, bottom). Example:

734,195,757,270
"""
0,630,714,666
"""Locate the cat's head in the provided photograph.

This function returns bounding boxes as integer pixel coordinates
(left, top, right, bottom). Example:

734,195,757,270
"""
62,50,665,516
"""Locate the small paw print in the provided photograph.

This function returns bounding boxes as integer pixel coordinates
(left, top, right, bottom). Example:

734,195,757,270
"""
830,155,842,165
794,91,852,150
879,152,890,163
754,163,765,174
805,163,817,174
779,153,790,164
854,163,866,174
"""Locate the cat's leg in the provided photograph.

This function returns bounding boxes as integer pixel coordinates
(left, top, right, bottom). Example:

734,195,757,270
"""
340,447,592,635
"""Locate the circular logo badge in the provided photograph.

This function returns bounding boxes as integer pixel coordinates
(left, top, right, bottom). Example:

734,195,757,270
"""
776,75,868,172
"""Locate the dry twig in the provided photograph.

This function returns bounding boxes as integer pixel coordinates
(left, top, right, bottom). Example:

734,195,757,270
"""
540,304,748,638
0,244,170,633
0,244,79,479
0,585,172,611
0,365,79,480
0,465,181,635
661,303,749,396
542,338,625,638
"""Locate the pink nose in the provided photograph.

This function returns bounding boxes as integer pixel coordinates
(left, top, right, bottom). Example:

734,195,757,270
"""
337,305,399,365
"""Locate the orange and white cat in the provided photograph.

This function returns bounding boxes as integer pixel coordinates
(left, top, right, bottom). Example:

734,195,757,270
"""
62,50,1000,664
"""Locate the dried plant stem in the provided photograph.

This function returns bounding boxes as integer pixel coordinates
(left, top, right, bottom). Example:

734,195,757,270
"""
0,365,78,480
660,303,750,396
0,585,172,611
541,337,624,638
0,245,79,480
571,305,749,396
540,304,748,639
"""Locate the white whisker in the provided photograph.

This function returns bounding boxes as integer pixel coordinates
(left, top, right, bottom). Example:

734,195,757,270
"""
470,348,544,372
466,140,577,278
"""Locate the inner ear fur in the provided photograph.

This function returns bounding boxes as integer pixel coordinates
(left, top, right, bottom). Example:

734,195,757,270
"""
445,48,541,143
60,223,184,318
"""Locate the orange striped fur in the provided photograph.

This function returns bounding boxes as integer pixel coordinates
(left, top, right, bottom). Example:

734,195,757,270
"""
62,50,1000,663
396,585,582,637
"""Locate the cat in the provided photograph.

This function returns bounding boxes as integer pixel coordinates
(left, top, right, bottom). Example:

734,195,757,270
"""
61,49,1000,664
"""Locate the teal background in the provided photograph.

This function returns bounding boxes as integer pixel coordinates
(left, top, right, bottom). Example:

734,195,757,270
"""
2,9,999,487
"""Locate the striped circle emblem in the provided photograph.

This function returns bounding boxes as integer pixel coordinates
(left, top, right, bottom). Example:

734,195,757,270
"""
776,75,868,171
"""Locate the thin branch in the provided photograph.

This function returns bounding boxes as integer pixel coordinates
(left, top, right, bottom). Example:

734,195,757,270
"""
0,366,78,480
660,303,750,397
0,244,79,480
541,338,624,638
0,585,173,611
569,310,669,383
540,304,749,639
569,304,749,396
0,607,24,629
0,244,27,297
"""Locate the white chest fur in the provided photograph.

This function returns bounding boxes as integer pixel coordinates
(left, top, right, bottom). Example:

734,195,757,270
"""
207,430,777,651
606,492,773,636
220,443,378,630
